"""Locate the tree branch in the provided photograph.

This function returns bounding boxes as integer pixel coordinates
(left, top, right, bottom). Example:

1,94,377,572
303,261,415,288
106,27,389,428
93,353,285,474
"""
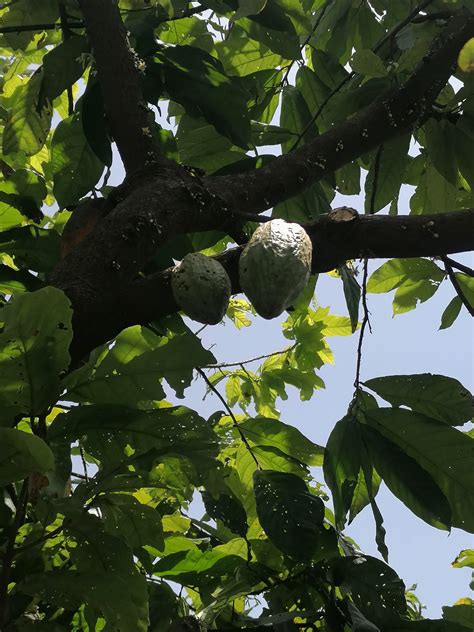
207,10,474,215
65,208,474,357
78,0,176,174
441,256,474,317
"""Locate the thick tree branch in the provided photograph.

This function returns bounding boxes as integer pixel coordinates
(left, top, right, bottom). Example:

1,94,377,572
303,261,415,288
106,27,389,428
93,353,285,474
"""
207,10,474,215
65,208,474,357
78,0,175,174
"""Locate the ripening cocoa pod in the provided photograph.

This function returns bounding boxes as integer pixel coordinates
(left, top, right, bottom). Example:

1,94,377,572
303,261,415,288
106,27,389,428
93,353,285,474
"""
171,252,231,324
239,219,312,319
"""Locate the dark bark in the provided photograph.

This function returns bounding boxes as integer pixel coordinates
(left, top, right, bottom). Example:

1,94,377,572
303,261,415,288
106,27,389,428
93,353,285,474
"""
50,5,474,361
78,0,177,174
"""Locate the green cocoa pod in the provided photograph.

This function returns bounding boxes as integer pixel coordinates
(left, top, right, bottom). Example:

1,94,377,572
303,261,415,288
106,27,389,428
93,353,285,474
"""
239,219,312,319
171,252,231,324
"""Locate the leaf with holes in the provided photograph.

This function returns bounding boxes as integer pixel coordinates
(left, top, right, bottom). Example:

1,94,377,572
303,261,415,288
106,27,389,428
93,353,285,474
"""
254,470,325,560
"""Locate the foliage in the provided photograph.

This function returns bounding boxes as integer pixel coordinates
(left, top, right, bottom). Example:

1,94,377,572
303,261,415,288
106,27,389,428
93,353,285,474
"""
0,1,473,631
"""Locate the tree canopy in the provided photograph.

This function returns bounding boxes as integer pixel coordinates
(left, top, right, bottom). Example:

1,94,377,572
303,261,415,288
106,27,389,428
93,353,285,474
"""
0,0,473,630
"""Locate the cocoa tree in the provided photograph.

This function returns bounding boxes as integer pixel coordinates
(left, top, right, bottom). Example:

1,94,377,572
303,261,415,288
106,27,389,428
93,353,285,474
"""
0,0,473,630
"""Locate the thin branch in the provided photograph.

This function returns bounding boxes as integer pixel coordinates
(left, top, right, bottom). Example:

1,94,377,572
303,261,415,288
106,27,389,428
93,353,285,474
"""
280,0,331,87
0,21,83,34
354,260,371,391
203,345,296,370
441,256,474,317
442,256,474,277
13,525,64,556
369,145,384,215
196,368,260,469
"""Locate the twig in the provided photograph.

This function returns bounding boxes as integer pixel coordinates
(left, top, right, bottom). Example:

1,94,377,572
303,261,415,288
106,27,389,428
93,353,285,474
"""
0,480,28,625
441,256,474,317
442,256,474,277
280,0,331,87
354,260,371,390
0,21,83,34
196,368,260,469
292,0,437,149
79,446,89,483
202,345,296,370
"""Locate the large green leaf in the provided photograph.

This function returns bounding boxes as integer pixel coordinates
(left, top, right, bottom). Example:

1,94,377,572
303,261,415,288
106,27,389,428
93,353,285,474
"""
239,416,324,466
364,134,411,213
50,110,105,208
364,374,473,426
363,425,452,530
367,258,444,315
324,415,364,529
0,226,61,273
0,0,58,49
39,36,89,105
154,45,251,147
95,494,164,552
254,470,325,560
362,408,474,532
0,287,72,423
327,555,407,625
3,74,52,157
0,168,46,227
21,570,149,631
49,404,219,469
0,428,54,485
153,544,246,584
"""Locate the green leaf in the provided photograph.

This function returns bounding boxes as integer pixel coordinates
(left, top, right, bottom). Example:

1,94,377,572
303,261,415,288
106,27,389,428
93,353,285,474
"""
254,470,325,560
95,494,164,551
458,36,474,73
362,424,452,530
279,85,316,153
452,549,474,568
20,570,149,632
0,428,54,485
39,36,89,105
324,415,364,529
456,273,474,309
202,491,248,536
0,0,58,49
238,15,300,60
0,226,61,273
368,258,444,293
50,110,105,208
443,602,474,629
3,74,52,157
362,408,474,532
81,82,113,167
176,115,245,173
364,374,473,426
0,265,43,294
367,258,444,314
0,287,72,423
423,120,458,185
351,49,387,78
233,0,267,20
410,160,457,215
154,46,251,147
440,296,462,329
239,416,324,466
328,555,407,624
340,264,360,333
364,134,411,213
49,404,219,469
